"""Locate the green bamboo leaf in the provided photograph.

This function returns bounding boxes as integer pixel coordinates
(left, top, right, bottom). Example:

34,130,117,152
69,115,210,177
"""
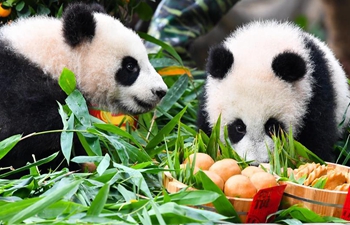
148,202,226,224
96,154,111,176
159,190,220,206
60,113,74,163
138,32,183,65
150,58,180,69
8,180,81,224
118,184,137,201
71,156,104,164
149,200,166,225
106,198,148,212
93,123,143,149
113,163,152,198
0,134,22,160
65,90,91,127
86,183,110,216
138,207,152,225
58,68,76,95
0,198,41,221
0,152,58,178
197,170,241,223
38,200,87,219
77,132,102,156
206,115,221,160
156,75,189,117
146,107,187,156
276,219,303,225
56,4,64,18
58,101,69,129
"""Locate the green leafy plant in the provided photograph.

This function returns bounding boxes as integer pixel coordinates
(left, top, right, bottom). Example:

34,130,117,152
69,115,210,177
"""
268,128,325,178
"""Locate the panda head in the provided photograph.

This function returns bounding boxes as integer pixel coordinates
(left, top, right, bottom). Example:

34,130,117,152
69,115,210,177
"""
61,3,167,114
204,21,314,164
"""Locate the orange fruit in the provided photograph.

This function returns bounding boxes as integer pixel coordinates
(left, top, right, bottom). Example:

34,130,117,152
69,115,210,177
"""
203,170,224,190
0,3,11,18
250,172,278,190
183,153,214,170
241,166,265,178
209,158,241,182
224,174,257,198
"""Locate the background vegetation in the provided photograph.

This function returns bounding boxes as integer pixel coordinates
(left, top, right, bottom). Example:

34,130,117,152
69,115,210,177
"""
0,0,350,224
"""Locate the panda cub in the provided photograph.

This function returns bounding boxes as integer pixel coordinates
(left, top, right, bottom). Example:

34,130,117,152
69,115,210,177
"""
198,20,350,164
0,3,167,173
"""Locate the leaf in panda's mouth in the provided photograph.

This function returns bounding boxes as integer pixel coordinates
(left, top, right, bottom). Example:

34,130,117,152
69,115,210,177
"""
134,97,154,110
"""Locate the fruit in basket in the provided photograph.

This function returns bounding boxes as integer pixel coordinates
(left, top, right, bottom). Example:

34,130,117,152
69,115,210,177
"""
183,153,214,170
250,171,278,190
224,174,257,198
209,158,241,182
203,170,224,190
241,166,265,178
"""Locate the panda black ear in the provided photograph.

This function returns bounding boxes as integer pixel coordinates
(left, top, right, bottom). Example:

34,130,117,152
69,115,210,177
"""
272,52,307,82
62,3,104,47
206,45,234,79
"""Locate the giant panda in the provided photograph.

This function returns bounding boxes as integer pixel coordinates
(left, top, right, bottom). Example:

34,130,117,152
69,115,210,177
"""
198,20,350,164
0,3,167,174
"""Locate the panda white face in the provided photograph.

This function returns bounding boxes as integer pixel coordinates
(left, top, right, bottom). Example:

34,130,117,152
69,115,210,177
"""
203,21,315,164
73,12,168,114
0,3,167,115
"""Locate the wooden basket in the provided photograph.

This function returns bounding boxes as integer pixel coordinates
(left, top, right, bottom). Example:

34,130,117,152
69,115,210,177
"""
163,171,252,222
280,163,349,218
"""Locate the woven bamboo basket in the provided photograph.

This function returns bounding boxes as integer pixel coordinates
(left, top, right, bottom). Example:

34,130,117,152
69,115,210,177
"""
163,171,252,222
280,163,349,218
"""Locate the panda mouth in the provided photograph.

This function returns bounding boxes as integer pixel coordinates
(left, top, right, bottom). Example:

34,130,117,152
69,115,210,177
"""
133,97,154,110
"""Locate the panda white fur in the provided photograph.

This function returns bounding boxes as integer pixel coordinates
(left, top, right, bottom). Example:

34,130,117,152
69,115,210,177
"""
198,20,350,164
0,3,167,174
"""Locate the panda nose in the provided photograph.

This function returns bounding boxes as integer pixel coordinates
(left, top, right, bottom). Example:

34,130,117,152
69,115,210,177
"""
152,89,167,99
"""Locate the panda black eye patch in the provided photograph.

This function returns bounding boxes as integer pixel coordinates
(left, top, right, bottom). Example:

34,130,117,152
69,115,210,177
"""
116,56,140,86
206,45,233,80
265,118,284,138
227,119,246,143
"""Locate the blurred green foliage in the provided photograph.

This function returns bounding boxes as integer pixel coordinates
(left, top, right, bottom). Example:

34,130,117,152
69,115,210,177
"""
0,0,154,26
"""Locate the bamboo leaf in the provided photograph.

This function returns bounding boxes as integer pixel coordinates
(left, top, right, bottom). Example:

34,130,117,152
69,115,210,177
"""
148,202,226,224
0,134,22,160
58,68,76,95
156,75,189,117
8,180,81,224
60,113,74,163
86,183,110,216
0,152,58,178
113,163,152,198
93,123,143,149
65,90,91,127
158,190,220,206
96,154,111,176
146,107,187,156
138,32,183,65
150,58,180,69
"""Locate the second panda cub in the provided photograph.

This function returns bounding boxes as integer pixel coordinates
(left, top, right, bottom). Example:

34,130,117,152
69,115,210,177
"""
198,20,350,164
